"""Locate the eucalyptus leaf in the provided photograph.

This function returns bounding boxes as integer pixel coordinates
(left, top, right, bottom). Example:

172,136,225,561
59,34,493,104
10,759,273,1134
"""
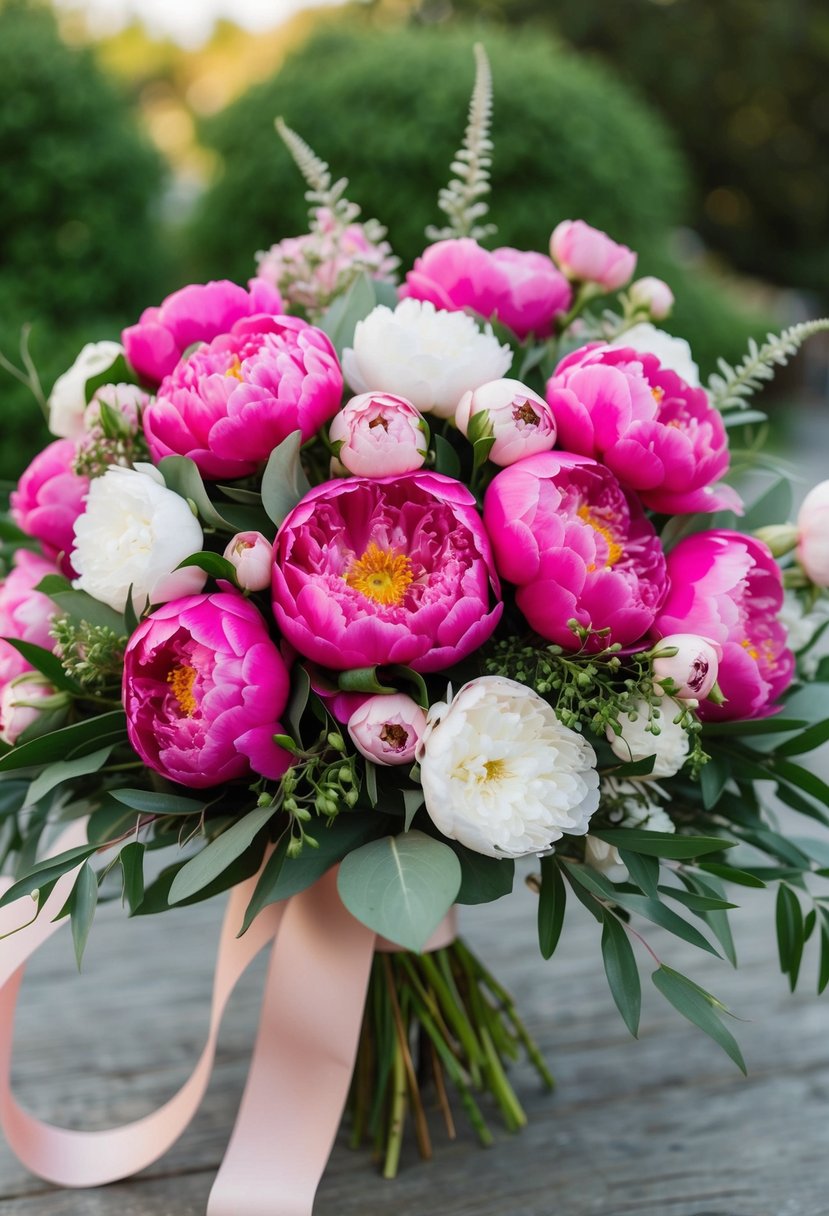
775,719,829,758
538,856,566,959
319,272,377,357
652,965,746,1074
0,640,82,693
158,456,236,532
0,711,127,773
109,788,208,816
120,841,145,914
433,434,462,479
0,842,96,910
260,431,311,525
239,835,290,935
601,912,641,1037
258,813,379,906
177,551,238,582
592,830,735,860
452,846,514,905
168,804,277,904
67,862,98,970
776,883,805,990
35,582,125,632
25,745,115,806
618,849,660,898
403,789,424,832
740,474,793,532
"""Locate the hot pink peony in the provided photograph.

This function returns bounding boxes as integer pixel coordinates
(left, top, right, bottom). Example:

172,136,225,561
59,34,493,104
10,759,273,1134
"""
122,279,283,386
652,531,794,719
10,441,89,575
143,314,343,481
546,344,740,515
549,220,636,292
271,473,502,673
122,591,292,788
401,238,572,340
0,549,59,692
483,452,667,650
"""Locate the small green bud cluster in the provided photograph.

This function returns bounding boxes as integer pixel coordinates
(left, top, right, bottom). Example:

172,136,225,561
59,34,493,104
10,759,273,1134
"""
50,616,126,689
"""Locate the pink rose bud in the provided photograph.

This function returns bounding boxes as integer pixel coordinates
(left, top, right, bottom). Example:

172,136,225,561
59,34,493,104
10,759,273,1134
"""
797,480,829,587
223,530,274,591
456,379,557,467
652,634,722,701
328,392,429,478
628,276,674,320
0,673,61,745
347,693,428,766
549,219,637,292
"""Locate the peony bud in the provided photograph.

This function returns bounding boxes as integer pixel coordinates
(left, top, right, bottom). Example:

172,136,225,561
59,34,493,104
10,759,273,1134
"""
48,341,125,440
797,480,829,587
607,698,690,779
456,378,557,467
347,693,427,766
329,392,429,478
651,633,722,701
628,276,674,320
549,220,637,292
223,530,273,591
0,673,63,745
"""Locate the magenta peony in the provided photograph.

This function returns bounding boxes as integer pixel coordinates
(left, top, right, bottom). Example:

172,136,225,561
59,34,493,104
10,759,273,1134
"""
652,531,794,719
122,592,292,788
10,441,89,575
122,279,283,386
402,238,571,340
483,452,667,650
271,473,502,673
549,220,636,292
143,314,343,481
546,344,740,515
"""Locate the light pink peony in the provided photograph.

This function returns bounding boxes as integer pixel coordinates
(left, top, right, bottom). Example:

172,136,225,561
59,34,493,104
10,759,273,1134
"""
483,452,667,650
402,238,571,340
651,633,722,701
347,693,427,765
0,673,57,746
223,531,274,592
546,344,741,515
271,472,502,673
549,220,637,292
797,480,829,586
143,314,343,481
122,591,292,788
456,378,557,466
10,441,89,575
0,549,60,694
652,531,794,720
329,392,428,477
628,277,674,321
122,279,284,386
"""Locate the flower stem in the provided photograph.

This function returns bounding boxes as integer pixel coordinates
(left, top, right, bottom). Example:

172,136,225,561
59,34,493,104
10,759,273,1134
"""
382,1033,407,1179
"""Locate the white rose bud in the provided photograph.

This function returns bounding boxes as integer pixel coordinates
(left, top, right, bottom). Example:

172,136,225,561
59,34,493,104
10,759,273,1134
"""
418,676,600,858
347,693,427,766
797,480,829,587
652,633,721,701
609,322,700,387
628,277,675,321
71,464,206,613
607,697,690,779
329,392,429,477
48,341,124,439
455,378,557,467
223,530,273,591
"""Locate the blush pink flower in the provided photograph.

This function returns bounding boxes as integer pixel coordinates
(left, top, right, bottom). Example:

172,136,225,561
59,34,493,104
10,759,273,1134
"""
122,591,292,788
456,378,557,466
329,392,428,477
347,693,427,766
549,220,637,292
797,480,829,587
271,473,502,673
402,238,571,340
483,452,667,650
652,531,794,720
10,441,89,575
122,279,284,386
546,344,741,515
0,549,59,693
143,314,343,481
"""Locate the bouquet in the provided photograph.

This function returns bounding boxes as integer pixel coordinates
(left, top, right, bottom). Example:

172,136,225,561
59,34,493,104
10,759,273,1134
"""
2,43,829,1210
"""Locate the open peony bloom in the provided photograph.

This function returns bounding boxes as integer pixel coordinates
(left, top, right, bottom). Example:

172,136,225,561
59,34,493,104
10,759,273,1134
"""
272,472,502,673
10,440,89,576
143,314,343,481
606,697,690,778
797,480,829,587
455,378,557,466
652,531,794,720
122,591,292,788
401,238,571,340
122,279,283,386
484,452,667,650
549,220,636,292
545,343,738,514
329,392,429,478
418,676,600,858
347,693,427,766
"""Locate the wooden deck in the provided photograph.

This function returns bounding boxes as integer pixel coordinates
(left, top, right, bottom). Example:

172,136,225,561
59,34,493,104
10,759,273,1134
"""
1,826,828,1216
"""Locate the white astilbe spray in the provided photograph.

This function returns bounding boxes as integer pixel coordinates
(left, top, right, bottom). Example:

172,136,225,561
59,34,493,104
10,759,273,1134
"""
708,318,829,412
426,43,497,242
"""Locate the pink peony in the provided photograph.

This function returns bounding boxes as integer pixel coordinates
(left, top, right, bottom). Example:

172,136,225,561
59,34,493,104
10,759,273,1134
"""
223,531,274,592
10,441,89,575
122,591,292,788
651,633,722,701
797,480,829,587
402,238,571,340
0,549,59,693
143,314,343,481
329,392,428,478
483,452,667,650
347,693,427,766
628,277,674,321
122,279,284,386
546,344,741,515
652,531,794,720
271,472,502,673
455,378,557,467
549,220,637,292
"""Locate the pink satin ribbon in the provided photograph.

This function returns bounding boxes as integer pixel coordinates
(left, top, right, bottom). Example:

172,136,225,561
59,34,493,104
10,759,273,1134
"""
0,822,456,1215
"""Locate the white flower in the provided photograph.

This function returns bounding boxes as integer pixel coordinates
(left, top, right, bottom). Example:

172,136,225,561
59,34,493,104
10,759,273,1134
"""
610,322,700,387
627,277,674,321
418,676,600,858
779,590,829,677
342,299,512,420
585,779,674,874
71,465,206,613
48,341,124,439
797,479,829,587
606,697,690,779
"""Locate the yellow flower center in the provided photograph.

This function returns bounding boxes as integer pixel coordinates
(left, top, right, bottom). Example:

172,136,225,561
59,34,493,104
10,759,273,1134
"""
225,356,244,380
577,504,624,569
481,758,507,783
345,542,413,606
167,664,198,716
651,385,665,405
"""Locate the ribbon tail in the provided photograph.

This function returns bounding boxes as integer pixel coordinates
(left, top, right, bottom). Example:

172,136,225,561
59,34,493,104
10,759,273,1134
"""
207,867,376,1216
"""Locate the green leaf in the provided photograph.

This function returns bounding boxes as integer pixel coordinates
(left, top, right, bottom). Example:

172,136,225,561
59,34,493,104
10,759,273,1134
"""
652,965,746,1073
601,913,641,1037
239,835,291,934
35,580,125,632
618,849,660,897
338,666,397,695
695,861,766,888
168,804,277,904
402,789,423,833
775,718,829,757
432,433,461,479
67,862,98,970
817,908,829,996
86,803,142,844
0,640,82,693
120,841,145,914
680,872,738,967
0,842,96,910
83,353,131,404
740,475,793,532
319,272,377,357
656,885,736,913
0,711,127,773
337,830,462,952
135,841,268,915
25,745,115,806
592,830,735,860
700,755,730,810
286,665,311,746
158,456,236,532
260,431,311,526
383,666,430,709
607,754,657,778
452,846,514,905
364,762,378,807
776,883,805,991
774,760,829,810
109,788,208,816
177,551,239,582
537,856,566,960
264,813,379,904
702,716,807,737
471,434,496,477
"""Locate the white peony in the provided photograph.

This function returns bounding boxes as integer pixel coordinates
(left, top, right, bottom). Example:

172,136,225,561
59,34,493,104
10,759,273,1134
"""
48,341,124,439
342,299,513,419
418,676,600,858
71,464,206,613
606,697,690,779
610,322,700,387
